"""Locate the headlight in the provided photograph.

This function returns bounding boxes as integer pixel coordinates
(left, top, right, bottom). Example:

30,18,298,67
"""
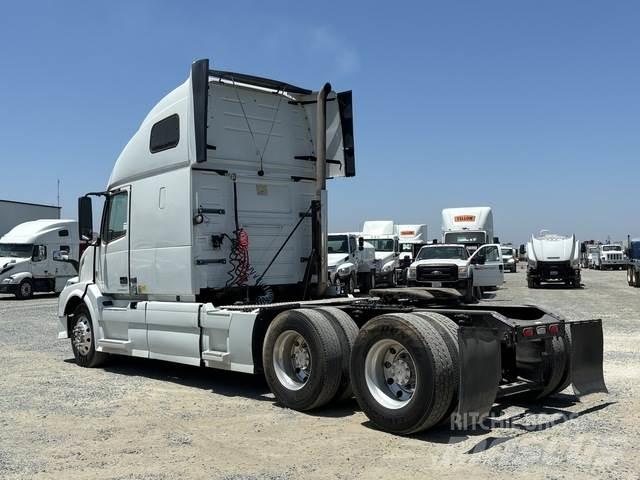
2,276,17,284
458,266,468,278
408,267,416,279
382,262,394,273
337,266,351,276
507,258,515,263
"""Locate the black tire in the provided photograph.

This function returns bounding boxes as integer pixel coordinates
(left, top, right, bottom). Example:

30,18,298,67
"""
473,286,483,300
350,313,455,435
634,270,640,288
412,312,460,424
359,271,376,294
314,307,359,402
551,325,573,395
345,273,356,294
527,277,534,288
70,304,106,368
15,279,33,300
263,309,342,411
463,278,474,304
627,267,634,286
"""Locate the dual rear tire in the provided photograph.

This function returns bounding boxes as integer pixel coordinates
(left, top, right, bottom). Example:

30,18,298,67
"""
263,309,460,435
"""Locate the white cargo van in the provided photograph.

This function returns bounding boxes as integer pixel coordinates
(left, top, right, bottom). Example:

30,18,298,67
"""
0,219,79,298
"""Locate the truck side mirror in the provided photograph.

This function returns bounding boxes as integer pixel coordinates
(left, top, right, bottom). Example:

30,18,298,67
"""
358,236,364,251
78,196,93,241
519,244,526,255
32,245,46,262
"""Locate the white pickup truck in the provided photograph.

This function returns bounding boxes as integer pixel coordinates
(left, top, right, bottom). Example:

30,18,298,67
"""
327,233,376,293
406,243,504,302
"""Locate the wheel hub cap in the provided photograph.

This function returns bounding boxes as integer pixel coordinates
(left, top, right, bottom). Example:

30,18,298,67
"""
273,331,311,390
365,340,417,409
72,316,92,356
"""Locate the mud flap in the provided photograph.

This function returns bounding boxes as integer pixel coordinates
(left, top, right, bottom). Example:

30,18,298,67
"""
453,327,502,428
569,320,608,396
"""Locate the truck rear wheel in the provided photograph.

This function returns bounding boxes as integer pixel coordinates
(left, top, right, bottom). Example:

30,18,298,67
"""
263,309,342,411
314,307,359,402
627,267,633,286
70,304,107,368
412,312,460,424
634,270,640,288
350,313,455,435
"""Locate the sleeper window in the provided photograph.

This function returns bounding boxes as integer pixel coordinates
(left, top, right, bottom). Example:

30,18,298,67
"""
150,114,180,153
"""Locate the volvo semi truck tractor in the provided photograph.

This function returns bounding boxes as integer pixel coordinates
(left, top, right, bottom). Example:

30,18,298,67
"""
57,59,606,435
0,219,79,298
527,232,581,288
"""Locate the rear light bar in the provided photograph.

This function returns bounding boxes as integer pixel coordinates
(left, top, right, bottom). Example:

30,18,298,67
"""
521,323,561,338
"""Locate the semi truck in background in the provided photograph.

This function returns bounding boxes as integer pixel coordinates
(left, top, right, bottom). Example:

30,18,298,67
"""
441,207,494,253
361,220,400,286
0,219,79,299
627,238,640,287
396,224,428,284
526,231,581,288
327,233,377,293
56,59,606,435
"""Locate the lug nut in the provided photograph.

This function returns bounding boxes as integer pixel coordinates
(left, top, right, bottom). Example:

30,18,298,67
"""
389,348,396,355
384,361,392,369
387,378,394,385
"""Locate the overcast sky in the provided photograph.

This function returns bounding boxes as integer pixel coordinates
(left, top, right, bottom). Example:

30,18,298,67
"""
0,0,638,245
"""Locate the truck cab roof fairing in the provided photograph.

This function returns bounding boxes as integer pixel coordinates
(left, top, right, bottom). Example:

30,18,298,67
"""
108,59,355,189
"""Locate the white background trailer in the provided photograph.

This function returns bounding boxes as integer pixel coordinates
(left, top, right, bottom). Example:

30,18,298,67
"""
0,200,61,237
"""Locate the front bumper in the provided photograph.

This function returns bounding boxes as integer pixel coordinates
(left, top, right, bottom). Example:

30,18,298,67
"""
528,262,579,282
0,284,17,294
408,278,468,289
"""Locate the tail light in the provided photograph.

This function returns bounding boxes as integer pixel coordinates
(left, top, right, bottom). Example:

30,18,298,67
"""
536,326,547,335
522,327,535,337
548,324,560,335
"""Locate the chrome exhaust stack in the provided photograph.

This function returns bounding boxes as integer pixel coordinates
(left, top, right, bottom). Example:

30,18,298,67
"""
315,83,331,297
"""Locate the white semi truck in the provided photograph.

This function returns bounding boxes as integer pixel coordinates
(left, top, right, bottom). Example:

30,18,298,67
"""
441,207,494,253
526,232,581,288
361,220,400,286
0,219,79,299
57,59,606,435
327,233,376,293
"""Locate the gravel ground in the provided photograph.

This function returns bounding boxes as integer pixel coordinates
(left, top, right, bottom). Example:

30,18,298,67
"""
0,267,638,480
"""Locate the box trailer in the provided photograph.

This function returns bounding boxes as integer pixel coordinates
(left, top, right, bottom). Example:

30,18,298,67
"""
58,59,606,435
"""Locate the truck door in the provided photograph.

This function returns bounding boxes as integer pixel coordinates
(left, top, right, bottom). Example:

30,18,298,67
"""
100,188,131,294
470,244,504,287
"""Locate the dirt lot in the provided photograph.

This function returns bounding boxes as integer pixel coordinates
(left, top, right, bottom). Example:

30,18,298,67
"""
1,268,638,480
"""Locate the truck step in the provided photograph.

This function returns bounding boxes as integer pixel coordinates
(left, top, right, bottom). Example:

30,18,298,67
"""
202,350,230,362
97,338,132,351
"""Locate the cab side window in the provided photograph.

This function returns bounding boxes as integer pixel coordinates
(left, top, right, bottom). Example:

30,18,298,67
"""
32,245,47,262
103,192,129,243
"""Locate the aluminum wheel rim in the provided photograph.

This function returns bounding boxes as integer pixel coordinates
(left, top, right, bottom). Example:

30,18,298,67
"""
20,282,31,297
364,339,417,409
273,330,311,391
72,314,92,356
